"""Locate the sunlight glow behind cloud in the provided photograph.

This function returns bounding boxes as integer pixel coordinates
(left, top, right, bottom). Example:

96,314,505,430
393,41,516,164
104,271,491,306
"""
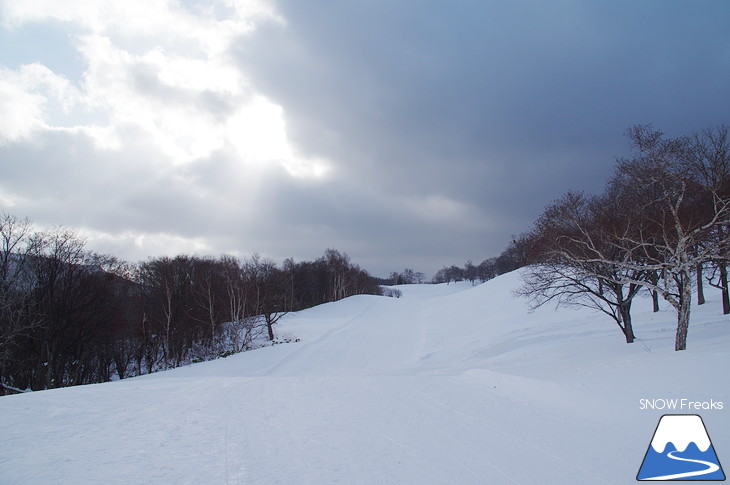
0,0,325,178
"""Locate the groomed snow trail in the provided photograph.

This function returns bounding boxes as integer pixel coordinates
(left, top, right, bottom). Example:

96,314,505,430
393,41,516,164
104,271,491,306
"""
1,271,728,484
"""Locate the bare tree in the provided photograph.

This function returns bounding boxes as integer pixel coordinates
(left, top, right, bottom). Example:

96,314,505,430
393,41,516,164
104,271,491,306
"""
520,125,730,350
282,257,296,311
463,261,478,285
243,254,287,341
188,257,226,347
477,258,497,282
608,126,730,350
684,125,730,314
0,213,38,392
547,126,728,351
389,271,401,285
519,192,645,343
138,255,197,368
323,248,351,301
401,268,416,284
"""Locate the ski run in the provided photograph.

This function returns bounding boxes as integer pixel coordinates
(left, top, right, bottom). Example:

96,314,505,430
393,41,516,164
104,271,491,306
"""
1,269,728,484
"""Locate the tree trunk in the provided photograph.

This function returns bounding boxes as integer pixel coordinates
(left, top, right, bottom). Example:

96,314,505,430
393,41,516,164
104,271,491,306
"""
620,303,635,343
720,264,730,315
675,303,690,351
265,314,275,341
650,271,660,312
697,264,705,305
675,278,692,351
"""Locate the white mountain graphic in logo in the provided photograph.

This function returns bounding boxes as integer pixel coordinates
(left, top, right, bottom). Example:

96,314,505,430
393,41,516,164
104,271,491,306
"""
637,414,725,481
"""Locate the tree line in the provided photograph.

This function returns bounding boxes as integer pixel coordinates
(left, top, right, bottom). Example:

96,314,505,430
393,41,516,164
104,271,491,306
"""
0,215,380,395
518,125,729,351
395,237,528,287
430,241,529,286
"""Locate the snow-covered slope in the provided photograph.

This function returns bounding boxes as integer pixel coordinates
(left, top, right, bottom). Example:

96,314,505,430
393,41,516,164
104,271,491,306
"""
1,270,728,484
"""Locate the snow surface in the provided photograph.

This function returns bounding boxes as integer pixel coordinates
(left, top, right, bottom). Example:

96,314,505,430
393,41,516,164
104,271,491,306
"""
1,269,729,484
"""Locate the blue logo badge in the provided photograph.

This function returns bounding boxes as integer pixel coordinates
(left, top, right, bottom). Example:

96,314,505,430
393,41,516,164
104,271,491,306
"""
637,414,725,481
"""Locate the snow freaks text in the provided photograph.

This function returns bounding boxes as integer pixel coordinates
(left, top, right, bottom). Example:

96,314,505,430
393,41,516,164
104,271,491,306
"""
639,399,724,411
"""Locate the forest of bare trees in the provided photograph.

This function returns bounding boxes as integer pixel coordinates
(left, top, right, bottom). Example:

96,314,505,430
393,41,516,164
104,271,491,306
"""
519,125,730,350
0,215,380,395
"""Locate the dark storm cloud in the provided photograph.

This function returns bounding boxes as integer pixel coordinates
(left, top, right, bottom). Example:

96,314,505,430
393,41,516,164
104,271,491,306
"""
231,0,730,274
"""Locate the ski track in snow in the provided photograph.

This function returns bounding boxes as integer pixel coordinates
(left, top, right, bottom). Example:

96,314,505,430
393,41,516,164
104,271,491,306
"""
1,271,729,484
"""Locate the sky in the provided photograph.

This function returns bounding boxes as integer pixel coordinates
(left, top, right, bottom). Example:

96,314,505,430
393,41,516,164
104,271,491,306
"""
1,0,729,278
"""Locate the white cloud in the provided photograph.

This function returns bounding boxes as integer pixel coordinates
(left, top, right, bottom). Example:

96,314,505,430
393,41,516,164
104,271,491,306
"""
0,187,22,207
0,0,325,177
0,0,339,268
77,226,214,260
0,63,84,144
74,34,231,162
0,75,44,144
1,0,280,48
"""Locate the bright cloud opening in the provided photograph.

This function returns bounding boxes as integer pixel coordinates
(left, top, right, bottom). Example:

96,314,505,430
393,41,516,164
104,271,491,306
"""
0,0,326,178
